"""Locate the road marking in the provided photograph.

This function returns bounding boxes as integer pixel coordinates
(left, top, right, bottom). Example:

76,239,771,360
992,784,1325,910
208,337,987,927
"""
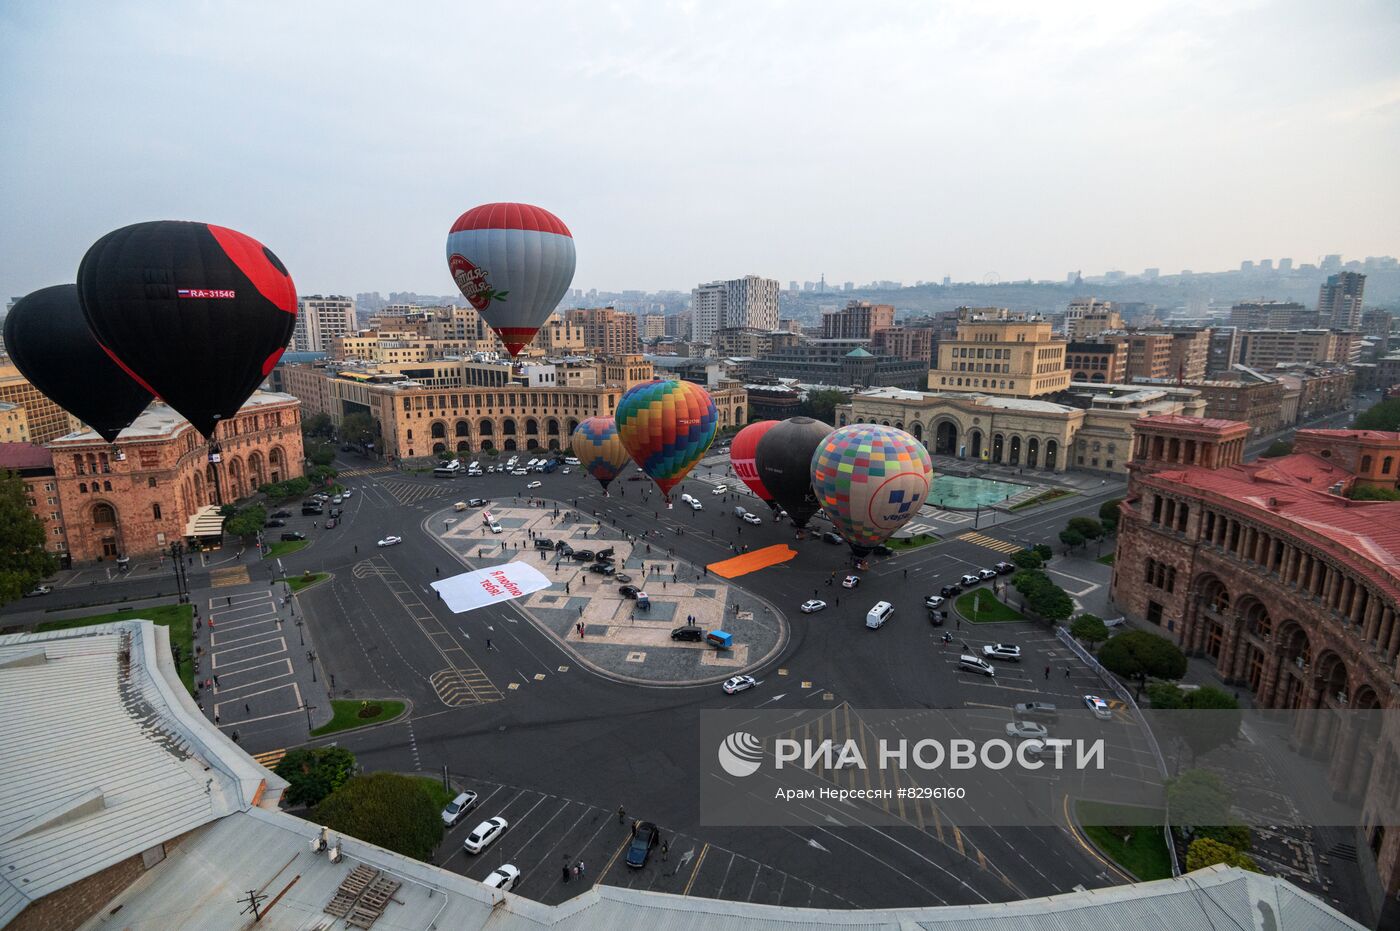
507,682,520,690
600,832,632,879
1061,793,1136,883
252,748,286,768
800,681,812,689
954,531,1021,554
681,842,710,896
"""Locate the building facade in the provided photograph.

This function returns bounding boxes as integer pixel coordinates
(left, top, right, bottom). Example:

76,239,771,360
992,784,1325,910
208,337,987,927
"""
1108,332,1174,381
0,443,68,566
1110,416,1400,907
929,319,1070,397
0,362,80,443
821,301,895,339
293,295,357,352
1065,341,1127,383
723,275,780,332
1237,329,1360,367
564,307,641,356
690,282,726,344
1318,272,1366,330
870,326,935,365
46,393,304,563
1230,301,1317,330
759,344,926,389
1065,298,1122,340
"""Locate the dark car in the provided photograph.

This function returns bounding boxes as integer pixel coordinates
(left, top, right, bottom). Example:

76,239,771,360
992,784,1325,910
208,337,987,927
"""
595,547,615,561
569,549,596,562
614,573,633,583
265,519,286,528
928,609,944,626
301,504,323,516
939,583,963,598
533,538,555,550
995,561,1017,575
329,508,342,519
872,544,894,557
588,562,615,575
626,821,659,868
324,518,338,529
270,510,292,519
280,532,306,542
670,625,704,642
626,475,646,481
822,531,843,545
619,585,640,599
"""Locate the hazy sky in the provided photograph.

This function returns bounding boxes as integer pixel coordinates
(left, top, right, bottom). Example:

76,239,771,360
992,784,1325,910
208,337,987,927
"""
2,1,1397,299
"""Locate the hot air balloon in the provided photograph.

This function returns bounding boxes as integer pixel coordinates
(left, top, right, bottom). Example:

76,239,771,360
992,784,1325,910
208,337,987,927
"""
614,380,717,498
810,423,933,555
445,203,576,357
754,416,834,527
571,416,631,492
77,221,297,441
729,420,779,510
3,285,153,443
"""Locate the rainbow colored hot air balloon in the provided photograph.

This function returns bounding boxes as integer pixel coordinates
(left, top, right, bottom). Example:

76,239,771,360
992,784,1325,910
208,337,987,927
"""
810,423,933,555
614,380,718,497
729,420,779,509
571,416,631,491
445,203,576,357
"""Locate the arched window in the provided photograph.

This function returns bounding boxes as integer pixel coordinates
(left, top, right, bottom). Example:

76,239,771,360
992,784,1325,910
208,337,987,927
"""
92,502,116,525
1384,456,1394,475
1361,455,1373,472
79,483,88,493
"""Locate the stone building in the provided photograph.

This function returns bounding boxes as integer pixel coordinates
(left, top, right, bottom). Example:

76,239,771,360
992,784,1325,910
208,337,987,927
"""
929,318,1069,398
46,393,304,563
1110,415,1400,911
0,443,68,566
564,306,641,356
1065,341,1127,383
820,300,894,339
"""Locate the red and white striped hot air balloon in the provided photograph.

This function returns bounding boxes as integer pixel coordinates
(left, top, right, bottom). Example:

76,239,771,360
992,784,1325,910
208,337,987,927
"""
445,203,576,357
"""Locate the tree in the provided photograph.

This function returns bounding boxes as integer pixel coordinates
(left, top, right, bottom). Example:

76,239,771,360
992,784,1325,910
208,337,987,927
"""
1260,439,1293,458
1146,681,1187,709
1149,685,1241,763
274,746,356,807
1193,823,1252,851
1059,528,1085,551
341,412,374,445
1186,837,1258,873
1067,516,1104,540
0,470,58,603
1098,630,1187,680
302,412,334,437
1349,484,1400,501
1070,613,1110,651
1012,569,1075,622
223,505,267,540
313,772,443,860
1354,398,1400,432
1098,498,1124,525
1011,548,1043,570
801,388,850,425
1167,769,1232,829
307,442,336,467
1033,543,1054,562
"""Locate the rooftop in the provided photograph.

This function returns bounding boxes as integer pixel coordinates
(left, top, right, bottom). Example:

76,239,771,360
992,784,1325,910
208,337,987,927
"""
48,392,298,446
0,442,52,471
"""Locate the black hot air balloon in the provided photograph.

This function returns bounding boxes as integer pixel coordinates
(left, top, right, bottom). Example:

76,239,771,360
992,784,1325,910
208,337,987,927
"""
77,221,297,440
3,285,153,443
753,416,834,528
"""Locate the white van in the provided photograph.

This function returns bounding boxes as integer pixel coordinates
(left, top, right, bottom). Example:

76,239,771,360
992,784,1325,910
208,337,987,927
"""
564,456,580,465
468,461,480,471
958,654,996,677
865,601,894,629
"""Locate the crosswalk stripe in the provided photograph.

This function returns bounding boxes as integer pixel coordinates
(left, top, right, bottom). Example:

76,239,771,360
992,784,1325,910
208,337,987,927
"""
338,466,394,477
210,567,251,588
253,748,286,768
954,531,1021,554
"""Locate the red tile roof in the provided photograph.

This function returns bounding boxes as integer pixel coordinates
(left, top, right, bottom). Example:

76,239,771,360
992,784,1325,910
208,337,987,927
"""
1298,429,1399,441
0,443,53,471
1138,414,1250,434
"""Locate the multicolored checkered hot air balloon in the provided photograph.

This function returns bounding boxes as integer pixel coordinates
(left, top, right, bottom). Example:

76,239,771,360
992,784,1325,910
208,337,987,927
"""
445,203,576,357
810,423,933,556
571,416,631,492
614,380,718,498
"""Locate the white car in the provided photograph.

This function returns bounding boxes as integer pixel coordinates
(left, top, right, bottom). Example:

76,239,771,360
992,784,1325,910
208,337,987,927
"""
23,585,53,598
800,599,827,613
959,573,982,586
1006,721,1049,740
511,468,529,476
462,816,508,854
1084,695,1114,720
977,568,998,581
482,864,520,892
341,489,354,498
332,495,343,505
526,481,542,489
742,512,762,525
924,595,944,609
722,675,757,694
561,468,571,474
711,484,728,494
489,522,503,534
377,535,402,547
564,456,580,465
841,575,860,589
441,790,479,826
982,643,1022,662
688,499,703,511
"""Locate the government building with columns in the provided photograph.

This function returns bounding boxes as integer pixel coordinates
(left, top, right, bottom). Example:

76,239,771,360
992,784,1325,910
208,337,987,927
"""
1111,414,1400,909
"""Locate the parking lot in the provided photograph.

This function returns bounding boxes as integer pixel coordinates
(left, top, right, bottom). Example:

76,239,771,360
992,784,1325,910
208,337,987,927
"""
204,590,307,738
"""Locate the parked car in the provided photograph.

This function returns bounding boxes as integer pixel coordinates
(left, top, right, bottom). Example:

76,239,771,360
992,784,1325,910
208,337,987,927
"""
958,654,996,677
441,790,479,826
959,573,982,586
924,594,945,609
462,816,508,854
619,585,640,599
265,519,286,528
595,547,615,561
328,508,342,518
711,484,728,494
670,625,704,642
569,549,596,562
331,496,343,505
939,583,963,598
871,544,894,556
614,573,633,584
377,535,402,547
341,489,353,498
270,510,292,519
822,531,844,545
982,643,1022,662
687,498,703,510
800,599,827,613
722,674,757,695
626,822,659,868
482,864,520,892
978,568,998,581
533,538,555,550
313,493,330,502
1084,695,1114,720
742,512,762,525
995,561,1017,575
468,498,488,507
280,532,306,542
1013,702,1059,721
1006,721,1049,740
841,575,860,588
588,562,615,575
23,585,52,598
526,481,542,489
488,522,503,533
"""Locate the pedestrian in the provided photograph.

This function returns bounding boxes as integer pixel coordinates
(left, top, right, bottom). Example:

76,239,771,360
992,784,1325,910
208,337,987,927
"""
563,864,571,884
486,638,493,650
835,596,840,606
1044,665,1050,680
617,806,625,823
631,820,638,837
213,674,220,686
227,596,232,606
231,730,240,743
436,566,440,575
244,703,250,714
661,841,669,861
956,618,961,630
903,568,908,578
578,606,583,616
1065,667,1071,678
214,712,221,724
577,860,586,879
354,545,358,553
571,865,580,880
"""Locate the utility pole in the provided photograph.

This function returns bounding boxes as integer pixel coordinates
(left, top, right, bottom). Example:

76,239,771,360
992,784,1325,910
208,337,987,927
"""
237,889,268,922
302,702,316,731
306,650,317,682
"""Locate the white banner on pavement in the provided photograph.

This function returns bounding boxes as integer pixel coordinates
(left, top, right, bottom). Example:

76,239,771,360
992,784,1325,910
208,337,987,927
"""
431,562,551,613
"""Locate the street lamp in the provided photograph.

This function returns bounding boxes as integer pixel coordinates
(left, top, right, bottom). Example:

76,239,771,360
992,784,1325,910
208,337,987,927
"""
306,650,317,682
296,618,304,646
302,702,316,731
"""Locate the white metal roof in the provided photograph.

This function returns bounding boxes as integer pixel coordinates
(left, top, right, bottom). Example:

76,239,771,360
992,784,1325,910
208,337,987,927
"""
0,621,281,926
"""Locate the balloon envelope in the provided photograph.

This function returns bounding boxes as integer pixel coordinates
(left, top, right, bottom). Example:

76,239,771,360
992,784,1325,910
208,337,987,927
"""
730,420,779,507
571,416,630,490
614,380,717,497
3,285,153,443
77,221,297,441
810,423,933,554
446,203,576,357
753,416,834,528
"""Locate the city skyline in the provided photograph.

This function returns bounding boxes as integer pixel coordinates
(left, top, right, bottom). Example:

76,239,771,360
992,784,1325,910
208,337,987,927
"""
2,1,1398,299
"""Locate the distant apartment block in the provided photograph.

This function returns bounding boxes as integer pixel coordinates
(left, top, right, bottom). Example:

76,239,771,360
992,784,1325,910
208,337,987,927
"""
870,326,935,365
564,306,641,356
293,295,357,352
689,276,780,343
1229,301,1317,330
1237,329,1361,368
821,300,895,339
1065,341,1127,383
1318,272,1366,330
